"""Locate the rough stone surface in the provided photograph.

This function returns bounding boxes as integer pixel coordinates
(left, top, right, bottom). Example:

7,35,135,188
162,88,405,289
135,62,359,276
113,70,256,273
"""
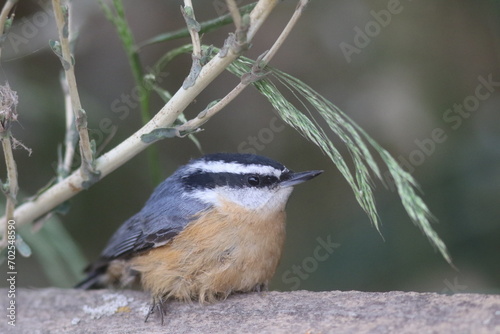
1,288,499,333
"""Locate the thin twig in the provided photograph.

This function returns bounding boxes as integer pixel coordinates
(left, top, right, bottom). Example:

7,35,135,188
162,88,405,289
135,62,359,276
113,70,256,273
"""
177,82,245,132
178,0,308,133
0,84,19,248
183,0,201,58
0,3,19,248
182,0,203,89
246,0,278,40
0,0,280,230
0,0,18,59
259,0,308,66
59,73,77,180
0,137,17,248
52,0,97,182
226,0,242,31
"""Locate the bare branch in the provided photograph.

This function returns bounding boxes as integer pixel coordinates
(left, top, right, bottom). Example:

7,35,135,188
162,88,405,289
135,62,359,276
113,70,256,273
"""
182,0,201,57
177,83,245,132
182,0,203,89
226,0,242,31
246,0,279,40
52,0,98,183
259,0,309,66
0,3,23,249
0,0,280,229
0,83,19,248
178,0,308,133
59,74,77,180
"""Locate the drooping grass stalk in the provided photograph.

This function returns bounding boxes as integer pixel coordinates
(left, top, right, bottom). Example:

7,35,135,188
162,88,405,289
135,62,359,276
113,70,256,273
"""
146,43,451,265
270,68,451,264
223,55,451,264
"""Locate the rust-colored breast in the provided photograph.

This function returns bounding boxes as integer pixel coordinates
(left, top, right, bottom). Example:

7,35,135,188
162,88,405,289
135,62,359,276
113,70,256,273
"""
130,200,287,303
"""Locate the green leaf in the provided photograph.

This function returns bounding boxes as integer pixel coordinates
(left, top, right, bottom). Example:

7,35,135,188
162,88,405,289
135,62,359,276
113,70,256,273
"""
15,234,32,257
141,128,179,143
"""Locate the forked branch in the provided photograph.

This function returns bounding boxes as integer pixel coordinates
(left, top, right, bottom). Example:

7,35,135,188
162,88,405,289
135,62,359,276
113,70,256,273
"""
0,0,282,232
52,0,99,185
178,0,309,132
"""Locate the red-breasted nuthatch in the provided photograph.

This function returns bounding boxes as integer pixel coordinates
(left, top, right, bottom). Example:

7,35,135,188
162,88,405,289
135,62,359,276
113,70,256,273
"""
76,153,322,324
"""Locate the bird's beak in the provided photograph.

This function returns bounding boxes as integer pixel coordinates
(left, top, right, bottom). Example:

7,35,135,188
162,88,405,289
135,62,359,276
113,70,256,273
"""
280,170,323,187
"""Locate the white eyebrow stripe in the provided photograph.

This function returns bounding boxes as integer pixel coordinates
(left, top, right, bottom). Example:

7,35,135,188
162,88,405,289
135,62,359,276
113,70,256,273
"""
188,161,283,177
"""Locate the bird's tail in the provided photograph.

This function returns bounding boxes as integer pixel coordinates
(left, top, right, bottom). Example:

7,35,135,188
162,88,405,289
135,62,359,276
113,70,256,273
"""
74,264,107,290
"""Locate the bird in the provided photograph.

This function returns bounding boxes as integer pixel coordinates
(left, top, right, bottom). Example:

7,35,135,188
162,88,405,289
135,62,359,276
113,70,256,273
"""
76,152,322,324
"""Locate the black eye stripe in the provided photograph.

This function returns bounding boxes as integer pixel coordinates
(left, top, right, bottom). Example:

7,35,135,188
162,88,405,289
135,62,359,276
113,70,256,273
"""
182,172,279,190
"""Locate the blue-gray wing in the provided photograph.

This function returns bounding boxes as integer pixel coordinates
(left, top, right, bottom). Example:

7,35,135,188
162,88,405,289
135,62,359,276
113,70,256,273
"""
100,176,210,261
75,170,210,289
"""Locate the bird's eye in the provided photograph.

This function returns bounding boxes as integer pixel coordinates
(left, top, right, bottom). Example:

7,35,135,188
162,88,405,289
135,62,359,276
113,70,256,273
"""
247,175,260,186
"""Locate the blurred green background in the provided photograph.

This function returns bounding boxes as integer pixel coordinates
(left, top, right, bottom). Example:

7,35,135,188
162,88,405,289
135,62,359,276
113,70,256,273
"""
0,0,499,294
